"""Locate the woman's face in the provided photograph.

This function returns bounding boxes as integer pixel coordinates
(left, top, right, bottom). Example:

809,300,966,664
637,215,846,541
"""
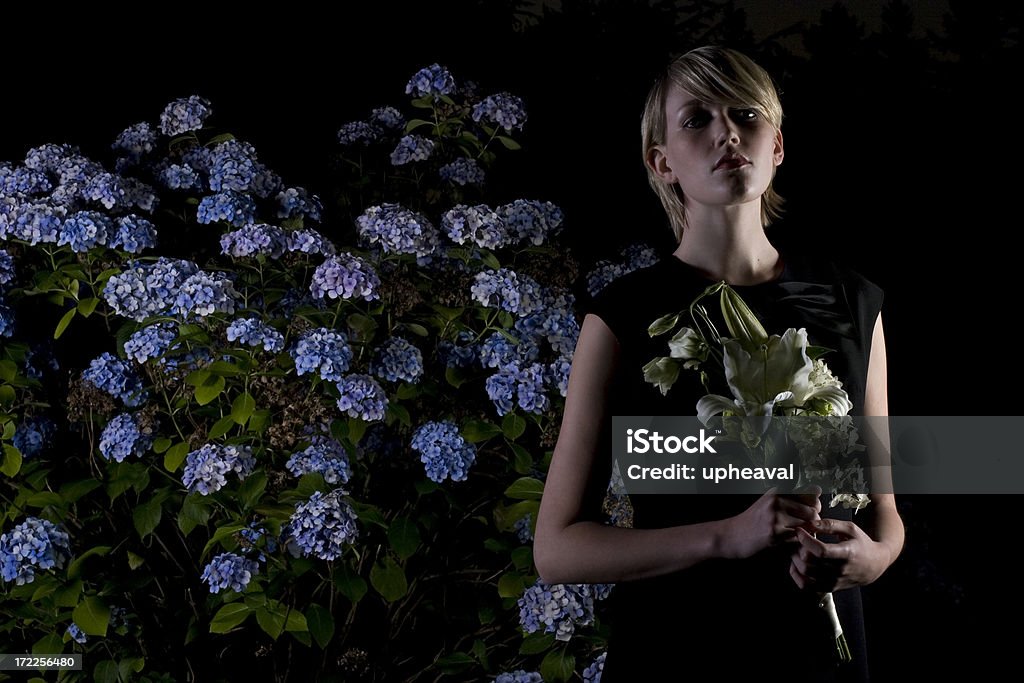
650,84,783,213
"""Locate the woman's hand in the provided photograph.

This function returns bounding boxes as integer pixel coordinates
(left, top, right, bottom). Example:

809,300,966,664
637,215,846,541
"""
719,487,821,560
788,519,893,592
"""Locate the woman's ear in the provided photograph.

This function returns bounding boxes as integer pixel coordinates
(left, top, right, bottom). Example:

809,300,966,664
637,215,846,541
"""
646,146,676,183
773,128,785,166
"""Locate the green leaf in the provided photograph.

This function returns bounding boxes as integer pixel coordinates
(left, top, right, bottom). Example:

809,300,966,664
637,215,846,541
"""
0,359,17,382
133,497,162,539
0,385,15,408
194,375,226,405
209,603,251,633
306,603,335,649
501,413,527,441
1,443,22,476
54,578,83,607
201,523,247,561
370,556,408,602
118,657,146,679
387,517,421,560
59,478,101,503
237,469,267,509
497,135,522,150
164,442,190,472
403,323,429,337
480,250,501,270
73,596,111,636
231,392,257,425
404,118,434,133
207,360,243,376
152,437,172,454
184,369,211,387
511,546,533,572
127,551,145,570
387,402,411,427
178,494,212,536
247,409,271,433
54,307,77,339
284,609,308,633
93,660,119,683
510,443,533,474
504,477,545,500
497,571,525,598
77,297,100,317
67,545,112,580
25,491,62,508
334,565,368,605
461,419,502,443
256,606,285,640
395,383,420,400
445,365,471,388
519,635,559,660
347,313,378,337
435,652,476,675
33,632,64,655
540,649,576,683
207,414,236,440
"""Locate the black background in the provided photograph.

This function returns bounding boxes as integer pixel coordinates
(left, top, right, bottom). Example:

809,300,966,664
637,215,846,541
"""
3,1,1020,677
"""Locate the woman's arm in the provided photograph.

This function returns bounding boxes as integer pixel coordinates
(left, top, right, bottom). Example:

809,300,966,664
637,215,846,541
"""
535,314,820,585
790,312,905,590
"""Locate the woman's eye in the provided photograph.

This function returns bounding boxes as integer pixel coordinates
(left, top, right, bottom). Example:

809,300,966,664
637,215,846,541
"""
683,113,709,128
732,108,758,122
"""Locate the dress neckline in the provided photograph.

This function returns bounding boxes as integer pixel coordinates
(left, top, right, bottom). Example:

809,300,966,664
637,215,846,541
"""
664,251,791,288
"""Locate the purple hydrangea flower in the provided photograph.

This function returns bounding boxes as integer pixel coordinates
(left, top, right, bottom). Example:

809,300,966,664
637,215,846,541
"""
496,199,564,246
112,122,157,163
197,190,257,228
286,436,351,485
172,271,239,318
356,203,439,257
157,162,202,191
57,210,114,252
439,157,486,186
201,552,259,593
111,214,158,253
209,140,259,193
470,268,543,316
8,200,67,244
337,121,380,146
494,671,542,683
13,416,56,458
226,318,284,353
410,421,477,483
0,517,72,585
24,143,78,174
124,322,177,364
276,187,322,222
517,579,611,641
67,622,87,644
290,328,352,382
370,337,424,384
99,412,153,462
285,490,359,560
335,374,388,421
0,164,51,196
82,352,148,407
583,652,606,683
405,64,456,98
286,228,335,256
472,92,528,132
220,223,288,258
159,95,213,136
182,444,256,495
389,135,435,165
442,204,507,249
370,106,405,130
310,253,381,302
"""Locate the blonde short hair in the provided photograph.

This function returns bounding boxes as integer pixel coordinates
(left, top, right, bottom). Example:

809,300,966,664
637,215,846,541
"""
641,46,784,242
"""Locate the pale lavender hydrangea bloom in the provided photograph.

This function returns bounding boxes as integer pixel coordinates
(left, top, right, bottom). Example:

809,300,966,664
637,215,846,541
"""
442,204,507,249
389,135,435,166
310,253,381,301
410,421,477,483
470,268,543,316
335,374,388,421
285,490,359,560
0,517,72,585
472,92,528,132
356,203,439,258
201,552,259,593
159,95,213,136
182,444,256,495
405,64,456,97
439,157,485,186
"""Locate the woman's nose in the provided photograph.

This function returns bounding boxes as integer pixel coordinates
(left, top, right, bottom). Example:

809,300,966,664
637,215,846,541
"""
713,116,741,146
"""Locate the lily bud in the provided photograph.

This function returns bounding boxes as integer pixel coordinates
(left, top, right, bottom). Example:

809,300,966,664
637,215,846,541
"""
720,284,768,348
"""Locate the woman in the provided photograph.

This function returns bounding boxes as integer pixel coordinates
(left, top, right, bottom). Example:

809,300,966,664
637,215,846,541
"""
534,46,903,681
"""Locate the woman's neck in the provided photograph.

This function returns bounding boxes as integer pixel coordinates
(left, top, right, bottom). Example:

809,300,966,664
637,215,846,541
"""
671,210,782,286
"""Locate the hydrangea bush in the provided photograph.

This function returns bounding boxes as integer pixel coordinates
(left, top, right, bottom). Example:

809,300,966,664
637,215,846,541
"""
0,64,633,681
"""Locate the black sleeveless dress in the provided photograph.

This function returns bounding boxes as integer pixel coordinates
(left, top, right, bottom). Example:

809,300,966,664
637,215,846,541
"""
586,250,884,682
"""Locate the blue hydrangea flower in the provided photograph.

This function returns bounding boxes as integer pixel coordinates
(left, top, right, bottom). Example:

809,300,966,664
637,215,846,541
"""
8,200,67,244
0,164,51,196
124,322,177,364
55,155,104,186
112,122,157,163
201,552,259,593
159,95,213,136
472,92,528,132
220,223,288,258
442,204,507,249
337,121,380,146
157,162,202,191
485,368,516,415
583,652,606,683
0,299,13,338
239,523,277,562
226,318,284,353
12,416,55,458
517,580,611,641
370,106,405,130
622,243,659,270
110,214,158,253
470,268,543,316
182,444,256,495
410,421,477,483
172,271,239,318
286,436,351,485
405,64,456,97
0,517,72,585
290,328,352,382
122,177,159,213
99,412,153,462
370,337,423,384
497,199,564,246
56,210,114,252
389,135,435,166
24,143,78,174
181,145,214,174
286,228,335,256
66,622,87,644
248,164,282,200
276,187,322,222
335,374,387,421
439,157,486,186
486,363,551,416
196,190,257,227
516,292,579,358
549,359,572,397
82,352,148,407
209,140,259,193
479,332,539,369
285,490,359,560
494,671,542,683
514,513,534,544
81,172,127,210
586,260,624,297
356,203,439,257
310,253,381,302
438,331,477,369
